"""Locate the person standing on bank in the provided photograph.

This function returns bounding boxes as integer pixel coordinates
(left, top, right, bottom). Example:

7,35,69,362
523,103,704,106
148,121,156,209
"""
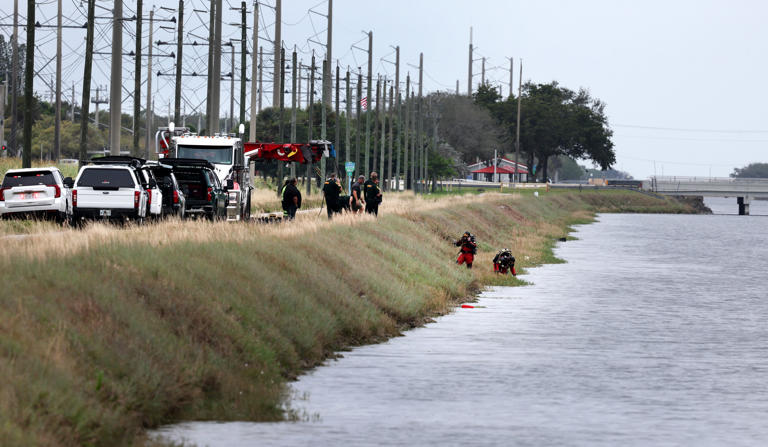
350,175,365,214
281,178,301,220
364,172,382,216
454,231,477,269
322,172,343,219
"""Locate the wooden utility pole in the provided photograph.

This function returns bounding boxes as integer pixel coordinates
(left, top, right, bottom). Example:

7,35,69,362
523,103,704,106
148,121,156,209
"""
212,0,223,133
364,31,372,176
321,59,327,181
144,9,154,157
78,0,95,162
323,0,333,106
133,0,142,153
481,56,485,86
54,0,62,161
515,60,523,182
9,0,19,155
277,46,285,191
229,43,236,133
22,0,35,167
239,1,246,125
71,84,75,121
373,76,380,174
393,46,400,189
249,2,259,141
174,0,184,124
272,0,282,108
507,57,514,99
109,0,123,155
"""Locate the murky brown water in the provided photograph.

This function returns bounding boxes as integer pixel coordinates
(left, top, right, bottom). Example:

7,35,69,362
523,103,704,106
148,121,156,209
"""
154,213,768,446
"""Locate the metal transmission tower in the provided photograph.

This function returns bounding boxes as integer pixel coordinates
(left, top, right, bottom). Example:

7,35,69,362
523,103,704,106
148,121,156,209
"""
109,0,123,155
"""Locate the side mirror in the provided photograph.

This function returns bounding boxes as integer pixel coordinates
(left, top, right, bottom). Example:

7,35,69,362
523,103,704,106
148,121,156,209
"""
226,179,234,190
149,178,157,189
63,177,74,188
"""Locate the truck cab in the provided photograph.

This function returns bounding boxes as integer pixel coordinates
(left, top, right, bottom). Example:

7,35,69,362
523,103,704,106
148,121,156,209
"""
156,126,251,221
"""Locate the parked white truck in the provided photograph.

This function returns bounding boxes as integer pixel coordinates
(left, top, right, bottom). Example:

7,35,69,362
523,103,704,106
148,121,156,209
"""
155,124,251,221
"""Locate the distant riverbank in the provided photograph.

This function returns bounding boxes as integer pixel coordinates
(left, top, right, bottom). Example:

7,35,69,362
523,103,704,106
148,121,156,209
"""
0,189,702,446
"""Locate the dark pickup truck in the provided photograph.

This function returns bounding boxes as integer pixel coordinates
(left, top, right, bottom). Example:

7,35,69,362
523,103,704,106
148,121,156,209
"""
160,158,227,220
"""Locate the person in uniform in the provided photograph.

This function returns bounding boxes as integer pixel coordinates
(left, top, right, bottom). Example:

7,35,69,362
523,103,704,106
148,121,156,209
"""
454,231,477,269
322,172,343,219
364,172,382,216
281,178,301,220
350,175,365,214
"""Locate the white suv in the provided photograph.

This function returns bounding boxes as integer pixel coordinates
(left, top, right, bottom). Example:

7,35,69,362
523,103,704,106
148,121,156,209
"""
69,164,148,224
0,167,71,221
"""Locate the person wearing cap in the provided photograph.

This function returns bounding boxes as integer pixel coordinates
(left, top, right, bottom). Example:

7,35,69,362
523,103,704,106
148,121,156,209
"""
281,177,301,220
350,174,365,214
454,231,477,269
322,172,343,219
364,172,382,216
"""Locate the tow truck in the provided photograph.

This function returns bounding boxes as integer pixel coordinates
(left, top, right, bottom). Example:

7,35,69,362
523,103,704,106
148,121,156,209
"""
155,123,333,221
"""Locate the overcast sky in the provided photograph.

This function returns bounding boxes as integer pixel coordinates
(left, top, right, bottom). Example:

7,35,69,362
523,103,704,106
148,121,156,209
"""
4,0,767,178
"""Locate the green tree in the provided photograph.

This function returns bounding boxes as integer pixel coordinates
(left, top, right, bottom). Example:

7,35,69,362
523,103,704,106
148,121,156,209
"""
731,163,768,178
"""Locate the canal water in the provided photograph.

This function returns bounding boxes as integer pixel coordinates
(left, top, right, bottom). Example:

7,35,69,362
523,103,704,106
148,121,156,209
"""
154,211,768,446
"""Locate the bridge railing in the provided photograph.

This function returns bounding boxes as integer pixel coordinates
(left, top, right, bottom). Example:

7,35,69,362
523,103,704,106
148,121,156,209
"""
652,176,768,184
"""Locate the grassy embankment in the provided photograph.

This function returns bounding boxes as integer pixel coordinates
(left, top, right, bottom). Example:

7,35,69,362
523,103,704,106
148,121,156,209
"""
0,187,700,446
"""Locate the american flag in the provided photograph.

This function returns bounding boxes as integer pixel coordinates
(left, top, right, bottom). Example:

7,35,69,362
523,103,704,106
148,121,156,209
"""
360,96,368,110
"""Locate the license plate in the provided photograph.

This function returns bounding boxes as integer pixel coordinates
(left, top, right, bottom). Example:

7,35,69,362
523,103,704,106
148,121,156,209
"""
99,209,111,217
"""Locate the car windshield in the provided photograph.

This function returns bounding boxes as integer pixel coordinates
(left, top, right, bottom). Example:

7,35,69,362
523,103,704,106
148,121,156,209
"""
77,168,136,188
176,145,233,165
2,171,55,187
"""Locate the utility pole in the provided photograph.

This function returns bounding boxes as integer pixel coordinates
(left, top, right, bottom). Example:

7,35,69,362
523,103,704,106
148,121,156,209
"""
1,79,5,156
345,67,350,169
507,57,514,99
297,59,302,109
272,0,282,108
515,60,523,183
258,47,263,112
54,0,62,161
22,0,35,167
379,77,386,186
174,0,184,124
249,2,259,141
229,43,236,133
404,74,410,190
306,53,315,196
145,9,154,157
481,56,485,86
78,0,95,162
355,70,362,176
373,76,380,175
417,53,424,193
212,0,223,133
323,0,333,106
206,0,215,131
239,1,247,125
394,46,401,190
455,80,459,95
467,26,473,96
321,58,327,181
133,0,142,153
9,0,19,155
71,84,75,121
387,83,393,191
277,46,285,191
290,48,297,178
364,31,372,176
92,87,108,132
109,0,123,155
334,63,340,176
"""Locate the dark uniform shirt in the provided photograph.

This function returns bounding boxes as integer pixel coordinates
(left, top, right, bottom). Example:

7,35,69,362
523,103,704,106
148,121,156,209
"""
363,179,381,203
323,179,342,210
282,183,301,209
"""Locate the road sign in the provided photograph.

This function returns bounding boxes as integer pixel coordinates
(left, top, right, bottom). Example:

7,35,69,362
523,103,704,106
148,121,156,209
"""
344,161,355,173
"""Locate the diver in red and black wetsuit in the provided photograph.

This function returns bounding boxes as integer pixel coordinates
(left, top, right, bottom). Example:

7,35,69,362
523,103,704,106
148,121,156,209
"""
455,231,477,269
493,248,516,275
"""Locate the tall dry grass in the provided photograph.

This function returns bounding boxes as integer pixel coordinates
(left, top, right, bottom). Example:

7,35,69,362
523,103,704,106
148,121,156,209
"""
0,189,701,446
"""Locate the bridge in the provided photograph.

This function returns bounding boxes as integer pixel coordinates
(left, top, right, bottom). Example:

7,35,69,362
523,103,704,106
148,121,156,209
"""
651,176,768,215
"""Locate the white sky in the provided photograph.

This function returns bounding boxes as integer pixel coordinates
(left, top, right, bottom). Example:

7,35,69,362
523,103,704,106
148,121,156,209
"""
4,0,767,178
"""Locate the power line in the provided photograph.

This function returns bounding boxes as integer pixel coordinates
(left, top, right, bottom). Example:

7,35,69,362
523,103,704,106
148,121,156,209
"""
614,124,768,134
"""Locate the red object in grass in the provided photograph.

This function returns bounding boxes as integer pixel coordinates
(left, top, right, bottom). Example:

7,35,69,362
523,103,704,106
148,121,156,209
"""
461,304,474,309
